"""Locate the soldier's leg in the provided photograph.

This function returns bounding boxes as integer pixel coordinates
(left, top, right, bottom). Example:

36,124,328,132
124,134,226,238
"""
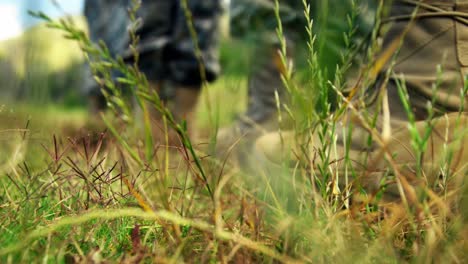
131,0,222,144
165,0,222,141
83,0,130,114
215,37,293,155
215,0,364,156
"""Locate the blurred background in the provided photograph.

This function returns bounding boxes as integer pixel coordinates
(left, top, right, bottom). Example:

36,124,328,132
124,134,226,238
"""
0,0,92,107
0,0,249,135
0,0,238,112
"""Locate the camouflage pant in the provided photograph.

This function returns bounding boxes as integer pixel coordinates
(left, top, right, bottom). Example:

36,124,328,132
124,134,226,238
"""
229,0,303,126
229,0,375,127
230,0,304,41
83,0,222,97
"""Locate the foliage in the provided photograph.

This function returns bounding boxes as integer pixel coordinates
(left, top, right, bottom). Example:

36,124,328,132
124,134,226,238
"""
0,0,466,263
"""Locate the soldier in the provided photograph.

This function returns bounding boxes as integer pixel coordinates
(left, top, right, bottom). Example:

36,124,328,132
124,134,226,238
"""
83,0,222,140
255,0,468,200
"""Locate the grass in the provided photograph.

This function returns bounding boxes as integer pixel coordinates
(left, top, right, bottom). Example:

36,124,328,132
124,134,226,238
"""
1,1,467,263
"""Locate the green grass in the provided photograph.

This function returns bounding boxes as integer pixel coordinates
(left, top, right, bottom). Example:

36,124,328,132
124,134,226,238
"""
1,63,466,263
1,2,467,263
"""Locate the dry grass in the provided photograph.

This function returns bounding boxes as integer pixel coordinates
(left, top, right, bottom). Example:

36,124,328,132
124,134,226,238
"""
0,86,466,263
1,1,467,262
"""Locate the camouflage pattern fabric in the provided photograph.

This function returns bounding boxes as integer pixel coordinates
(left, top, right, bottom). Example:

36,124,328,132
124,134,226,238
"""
228,0,307,130
230,0,305,42
215,0,377,158
228,0,375,128
230,0,375,49
83,0,222,97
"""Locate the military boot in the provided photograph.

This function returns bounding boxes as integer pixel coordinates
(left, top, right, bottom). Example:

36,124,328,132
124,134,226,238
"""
253,0,468,201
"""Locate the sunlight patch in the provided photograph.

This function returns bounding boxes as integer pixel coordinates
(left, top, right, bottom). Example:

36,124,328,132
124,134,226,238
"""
0,4,22,41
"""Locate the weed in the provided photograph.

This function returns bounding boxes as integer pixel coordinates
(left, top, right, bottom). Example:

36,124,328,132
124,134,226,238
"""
0,0,466,263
